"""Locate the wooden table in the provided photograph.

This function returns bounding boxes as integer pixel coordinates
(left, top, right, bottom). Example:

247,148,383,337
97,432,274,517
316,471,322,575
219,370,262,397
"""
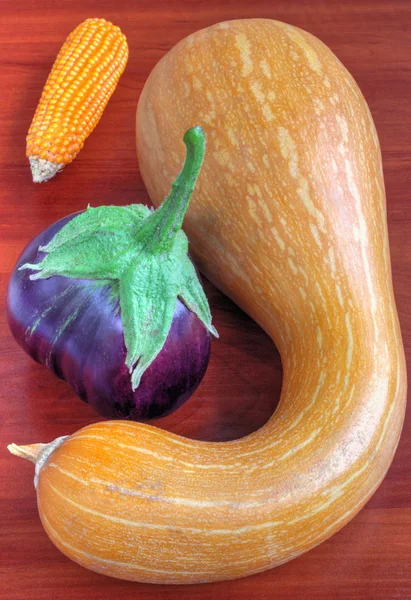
1,1,410,598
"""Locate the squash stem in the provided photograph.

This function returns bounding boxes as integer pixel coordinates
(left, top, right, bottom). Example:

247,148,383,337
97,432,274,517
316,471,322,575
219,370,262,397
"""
8,435,69,488
137,126,206,253
7,443,46,463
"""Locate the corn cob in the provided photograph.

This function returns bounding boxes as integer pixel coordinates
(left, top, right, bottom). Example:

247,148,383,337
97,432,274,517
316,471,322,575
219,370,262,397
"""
27,18,128,183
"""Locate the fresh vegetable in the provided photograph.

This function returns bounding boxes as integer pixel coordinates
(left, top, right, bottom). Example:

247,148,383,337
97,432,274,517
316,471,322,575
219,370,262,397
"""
8,126,217,420
9,19,406,584
27,18,128,183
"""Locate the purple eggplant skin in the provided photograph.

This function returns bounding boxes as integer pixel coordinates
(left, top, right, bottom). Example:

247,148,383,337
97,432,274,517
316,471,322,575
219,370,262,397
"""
6,213,211,420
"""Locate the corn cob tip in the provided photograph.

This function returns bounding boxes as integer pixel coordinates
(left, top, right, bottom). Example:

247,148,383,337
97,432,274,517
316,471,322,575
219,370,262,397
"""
29,157,64,183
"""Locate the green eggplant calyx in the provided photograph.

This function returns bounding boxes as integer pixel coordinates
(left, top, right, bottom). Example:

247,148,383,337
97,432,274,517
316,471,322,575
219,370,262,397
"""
20,126,218,390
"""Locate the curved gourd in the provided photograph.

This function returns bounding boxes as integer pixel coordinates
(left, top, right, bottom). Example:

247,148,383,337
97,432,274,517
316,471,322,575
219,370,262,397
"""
9,19,406,585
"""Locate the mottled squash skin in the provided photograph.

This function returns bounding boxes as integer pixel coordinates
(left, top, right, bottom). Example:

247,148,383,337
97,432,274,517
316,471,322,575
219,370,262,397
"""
14,19,406,585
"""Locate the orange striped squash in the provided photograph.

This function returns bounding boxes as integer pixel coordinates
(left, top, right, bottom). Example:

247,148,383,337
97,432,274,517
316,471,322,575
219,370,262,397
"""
9,19,406,584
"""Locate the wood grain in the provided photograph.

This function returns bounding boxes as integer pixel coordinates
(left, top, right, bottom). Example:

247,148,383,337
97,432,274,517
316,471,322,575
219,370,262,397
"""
0,0,410,598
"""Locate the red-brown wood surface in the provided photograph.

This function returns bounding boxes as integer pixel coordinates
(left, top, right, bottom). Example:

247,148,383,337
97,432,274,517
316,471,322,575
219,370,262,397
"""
1,1,410,598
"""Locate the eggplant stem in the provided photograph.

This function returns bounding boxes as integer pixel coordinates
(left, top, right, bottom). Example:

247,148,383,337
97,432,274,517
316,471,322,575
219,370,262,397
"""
137,125,206,253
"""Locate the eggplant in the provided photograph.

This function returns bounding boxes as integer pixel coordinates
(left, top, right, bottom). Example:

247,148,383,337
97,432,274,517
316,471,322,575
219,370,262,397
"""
6,126,217,420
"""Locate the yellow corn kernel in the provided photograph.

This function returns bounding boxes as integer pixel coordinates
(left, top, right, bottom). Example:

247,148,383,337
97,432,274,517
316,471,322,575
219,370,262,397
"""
27,18,128,183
